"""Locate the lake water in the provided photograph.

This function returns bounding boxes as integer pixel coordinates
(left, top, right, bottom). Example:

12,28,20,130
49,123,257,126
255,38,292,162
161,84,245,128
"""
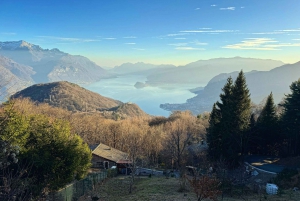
85,75,202,116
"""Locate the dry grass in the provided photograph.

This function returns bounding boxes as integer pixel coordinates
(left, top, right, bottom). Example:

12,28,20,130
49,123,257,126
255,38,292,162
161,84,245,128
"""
79,175,300,201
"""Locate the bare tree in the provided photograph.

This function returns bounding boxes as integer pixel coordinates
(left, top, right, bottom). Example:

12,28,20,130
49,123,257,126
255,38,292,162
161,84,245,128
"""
125,120,147,193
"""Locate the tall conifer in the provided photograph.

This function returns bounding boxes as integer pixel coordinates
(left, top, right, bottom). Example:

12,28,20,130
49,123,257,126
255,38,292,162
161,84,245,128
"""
281,79,300,155
257,93,279,155
207,71,251,165
230,71,251,160
207,103,221,160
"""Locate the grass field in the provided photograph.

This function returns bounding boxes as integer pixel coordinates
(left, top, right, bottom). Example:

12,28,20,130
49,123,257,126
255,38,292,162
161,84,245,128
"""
79,175,300,201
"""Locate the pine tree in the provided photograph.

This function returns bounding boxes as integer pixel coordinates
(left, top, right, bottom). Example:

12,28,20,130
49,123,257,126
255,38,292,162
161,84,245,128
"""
207,72,251,165
230,71,251,160
207,103,221,160
216,77,235,161
281,79,300,156
256,93,279,155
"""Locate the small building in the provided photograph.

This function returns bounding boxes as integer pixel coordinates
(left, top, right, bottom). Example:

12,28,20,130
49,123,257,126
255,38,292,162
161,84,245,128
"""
90,143,132,171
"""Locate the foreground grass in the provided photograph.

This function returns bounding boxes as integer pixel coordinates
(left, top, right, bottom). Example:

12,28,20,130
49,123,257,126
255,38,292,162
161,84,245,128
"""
80,175,196,201
79,175,300,201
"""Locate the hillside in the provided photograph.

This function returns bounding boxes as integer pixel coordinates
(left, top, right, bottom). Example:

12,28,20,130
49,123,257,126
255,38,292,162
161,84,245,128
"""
160,61,300,115
0,40,111,84
11,81,122,112
0,55,35,100
145,57,284,86
108,102,149,119
110,62,175,76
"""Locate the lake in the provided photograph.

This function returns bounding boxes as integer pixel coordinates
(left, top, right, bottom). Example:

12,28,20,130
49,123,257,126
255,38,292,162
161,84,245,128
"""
85,75,202,116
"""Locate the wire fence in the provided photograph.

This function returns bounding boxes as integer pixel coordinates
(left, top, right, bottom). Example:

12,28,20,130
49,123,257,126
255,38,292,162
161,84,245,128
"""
46,170,112,201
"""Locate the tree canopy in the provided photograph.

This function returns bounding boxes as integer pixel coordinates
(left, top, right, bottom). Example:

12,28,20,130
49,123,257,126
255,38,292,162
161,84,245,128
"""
207,71,251,165
0,101,91,199
281,79,300,156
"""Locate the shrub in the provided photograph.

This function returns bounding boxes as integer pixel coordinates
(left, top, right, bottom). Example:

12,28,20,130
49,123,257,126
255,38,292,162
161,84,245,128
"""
271,168,299,189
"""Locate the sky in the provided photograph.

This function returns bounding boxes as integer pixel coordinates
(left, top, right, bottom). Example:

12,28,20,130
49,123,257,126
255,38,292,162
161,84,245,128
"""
1,0,300,67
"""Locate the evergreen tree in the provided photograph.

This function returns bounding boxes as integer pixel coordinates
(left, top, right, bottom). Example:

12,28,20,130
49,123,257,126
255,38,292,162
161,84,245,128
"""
256,92,280,155
230,71,251,160
281,79,300,156
216,77,235,161
207,72,251,165
247,113,258,154
207,103,221,160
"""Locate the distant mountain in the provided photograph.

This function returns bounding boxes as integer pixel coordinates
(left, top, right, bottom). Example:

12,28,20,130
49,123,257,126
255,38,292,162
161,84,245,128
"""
146,57,285,86
160,61,300,115
0,55,35,100
0,40,110,84
11,81,122,112
110,62,175,76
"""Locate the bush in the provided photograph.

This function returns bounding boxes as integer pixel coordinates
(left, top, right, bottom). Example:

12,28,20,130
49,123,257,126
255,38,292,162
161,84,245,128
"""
107,169,118,178
271,168,299,189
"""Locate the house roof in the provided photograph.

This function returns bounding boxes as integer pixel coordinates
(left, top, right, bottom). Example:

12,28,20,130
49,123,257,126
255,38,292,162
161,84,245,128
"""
92,143,129,163
89,144,99,151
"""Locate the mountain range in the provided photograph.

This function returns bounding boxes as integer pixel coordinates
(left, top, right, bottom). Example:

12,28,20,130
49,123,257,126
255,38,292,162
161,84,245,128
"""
1,40,298,117
161,61,300,114
108,57,285,88
0,40,111,97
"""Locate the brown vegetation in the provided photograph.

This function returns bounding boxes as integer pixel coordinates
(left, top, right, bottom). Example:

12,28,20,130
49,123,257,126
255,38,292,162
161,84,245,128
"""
8,98,209,169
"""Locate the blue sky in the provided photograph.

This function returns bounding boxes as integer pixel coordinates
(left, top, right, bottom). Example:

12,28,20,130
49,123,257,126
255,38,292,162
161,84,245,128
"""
1,0,300,67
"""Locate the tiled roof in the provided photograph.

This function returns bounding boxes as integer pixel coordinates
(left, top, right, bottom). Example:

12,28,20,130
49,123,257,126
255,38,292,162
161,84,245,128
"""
92,143,129,163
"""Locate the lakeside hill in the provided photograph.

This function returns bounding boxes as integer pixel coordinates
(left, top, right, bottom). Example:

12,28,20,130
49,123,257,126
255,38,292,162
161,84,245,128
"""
11,81,122,112
160,61,300,115
11,81,150,118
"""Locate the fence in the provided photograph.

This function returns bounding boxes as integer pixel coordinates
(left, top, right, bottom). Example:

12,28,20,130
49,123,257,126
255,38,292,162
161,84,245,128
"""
47,170,109,201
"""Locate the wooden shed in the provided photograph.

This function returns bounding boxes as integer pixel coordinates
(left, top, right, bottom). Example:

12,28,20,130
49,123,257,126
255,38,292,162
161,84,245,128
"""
91,143,131,169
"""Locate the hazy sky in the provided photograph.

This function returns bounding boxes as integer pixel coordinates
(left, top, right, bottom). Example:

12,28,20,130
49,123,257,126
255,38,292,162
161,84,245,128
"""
1,0,300,67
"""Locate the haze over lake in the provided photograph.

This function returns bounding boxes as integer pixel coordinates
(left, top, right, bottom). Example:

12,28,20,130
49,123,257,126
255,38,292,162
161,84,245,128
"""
86,75,202,116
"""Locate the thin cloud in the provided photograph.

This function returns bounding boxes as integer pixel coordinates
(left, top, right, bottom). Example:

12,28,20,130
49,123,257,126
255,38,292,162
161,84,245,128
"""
175,47,205,50
123,36,137,39
220,7,235,10
293,39,300,41
252,32,284,35
199,28,212,30
104,38,116,40
168,43,188,46
195,8,200,10
180,29,238,33
1,32,16,35
38,36,80,42
166,33,190,37
264,43,300,48
174,38,186,40
132,48,145,51
36,36,101,43
241,7,245,9
211,5,217,7
277,29,300,32
222,38,300,50
192,40,208,45
124,43,136,45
